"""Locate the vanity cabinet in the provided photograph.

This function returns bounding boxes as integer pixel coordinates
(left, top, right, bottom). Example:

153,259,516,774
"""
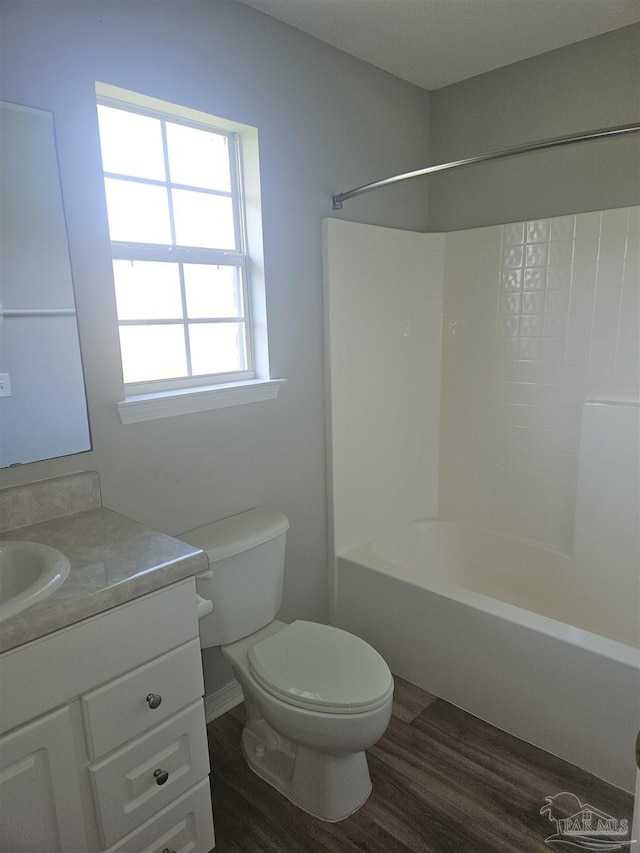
0,705,89,851
0,578,215,853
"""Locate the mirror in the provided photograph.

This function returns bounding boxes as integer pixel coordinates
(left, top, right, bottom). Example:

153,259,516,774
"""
0,101,91,467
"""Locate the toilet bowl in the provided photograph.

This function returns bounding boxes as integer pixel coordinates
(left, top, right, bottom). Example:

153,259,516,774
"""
222,620,393,820
180,508,394,821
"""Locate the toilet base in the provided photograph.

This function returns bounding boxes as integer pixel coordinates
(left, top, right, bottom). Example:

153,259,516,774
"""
241,720,372,822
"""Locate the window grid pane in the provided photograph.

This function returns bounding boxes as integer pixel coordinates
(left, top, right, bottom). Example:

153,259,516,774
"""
172,189,236,250
166,122,232,192
184,264,245,319
104,179,172,245
118,320,248,382
99,106,239,251
189,322,248,376
97,105,166,181
114,259,249,384
113,259,183,320
119,324,188,384
98,100,253,387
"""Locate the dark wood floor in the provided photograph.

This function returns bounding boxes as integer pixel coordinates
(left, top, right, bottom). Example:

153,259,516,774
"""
206,676,634,852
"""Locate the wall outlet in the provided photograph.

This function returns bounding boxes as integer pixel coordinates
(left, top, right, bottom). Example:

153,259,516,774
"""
0,373,12,397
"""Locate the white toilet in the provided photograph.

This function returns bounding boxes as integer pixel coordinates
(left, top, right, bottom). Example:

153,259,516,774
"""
181,507,394,822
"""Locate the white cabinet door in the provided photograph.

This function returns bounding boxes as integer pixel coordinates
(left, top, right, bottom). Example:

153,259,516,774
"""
0,706,90,853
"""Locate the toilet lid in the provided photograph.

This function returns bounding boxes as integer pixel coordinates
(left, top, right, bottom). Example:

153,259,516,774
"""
247,621,393,714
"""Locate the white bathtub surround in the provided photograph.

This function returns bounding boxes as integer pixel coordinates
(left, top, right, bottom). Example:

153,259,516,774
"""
323,205,640,794
441,206,639,552
323,219,444,564
574,401,640,611
336,520,638,792
324,207,639,557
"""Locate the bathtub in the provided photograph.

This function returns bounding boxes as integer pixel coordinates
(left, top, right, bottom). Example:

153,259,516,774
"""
335,519,639,792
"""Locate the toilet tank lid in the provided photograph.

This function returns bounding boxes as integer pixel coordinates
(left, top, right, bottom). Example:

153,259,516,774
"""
181,508,290,562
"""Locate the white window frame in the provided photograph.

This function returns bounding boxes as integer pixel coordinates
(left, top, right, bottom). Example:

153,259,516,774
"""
95,83,282,423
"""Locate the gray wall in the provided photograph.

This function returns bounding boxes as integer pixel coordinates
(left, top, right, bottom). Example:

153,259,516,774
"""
428,24,640,230
0,0,430,657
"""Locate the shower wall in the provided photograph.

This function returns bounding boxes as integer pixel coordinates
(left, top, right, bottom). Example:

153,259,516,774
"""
440,206,639,552
324,205,638,560
323,219,444,560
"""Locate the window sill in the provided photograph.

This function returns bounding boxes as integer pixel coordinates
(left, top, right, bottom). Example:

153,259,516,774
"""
116,378,285,424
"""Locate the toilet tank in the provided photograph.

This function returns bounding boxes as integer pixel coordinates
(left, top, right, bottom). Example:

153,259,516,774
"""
180,508,290,648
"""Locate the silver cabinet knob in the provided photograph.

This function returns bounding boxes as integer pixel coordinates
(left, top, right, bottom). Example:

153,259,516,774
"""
146,693,162,709
153,768,169,786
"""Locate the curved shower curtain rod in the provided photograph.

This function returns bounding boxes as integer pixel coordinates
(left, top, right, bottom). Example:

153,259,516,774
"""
331,122,640,210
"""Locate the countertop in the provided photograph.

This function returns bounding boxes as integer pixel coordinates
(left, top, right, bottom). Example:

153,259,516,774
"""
0,507,208,654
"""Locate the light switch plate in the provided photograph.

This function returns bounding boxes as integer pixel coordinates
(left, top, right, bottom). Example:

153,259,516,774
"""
0,373,12,397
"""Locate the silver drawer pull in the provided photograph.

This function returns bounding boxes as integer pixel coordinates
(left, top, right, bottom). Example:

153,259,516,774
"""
161,849,176,853
153,768,169,786
146,693,162,709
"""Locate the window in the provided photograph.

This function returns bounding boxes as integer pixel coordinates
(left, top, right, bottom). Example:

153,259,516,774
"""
95,84,280,423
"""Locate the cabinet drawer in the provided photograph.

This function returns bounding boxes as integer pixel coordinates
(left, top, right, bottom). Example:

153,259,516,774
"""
104,779,215,853
0,579,200,735
90,701,210,848
83,639,204,759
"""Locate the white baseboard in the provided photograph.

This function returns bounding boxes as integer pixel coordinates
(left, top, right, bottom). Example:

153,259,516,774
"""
204,679,244,723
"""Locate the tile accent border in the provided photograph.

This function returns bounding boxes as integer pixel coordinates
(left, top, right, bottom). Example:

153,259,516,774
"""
0,471,102,532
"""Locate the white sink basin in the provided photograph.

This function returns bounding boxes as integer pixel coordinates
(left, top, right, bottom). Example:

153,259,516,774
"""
0,541,70,622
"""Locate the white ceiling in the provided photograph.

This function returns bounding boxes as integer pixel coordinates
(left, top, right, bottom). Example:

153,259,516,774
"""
236,0,640,90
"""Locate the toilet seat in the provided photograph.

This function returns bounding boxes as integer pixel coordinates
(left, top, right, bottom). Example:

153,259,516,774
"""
247,620,393,714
